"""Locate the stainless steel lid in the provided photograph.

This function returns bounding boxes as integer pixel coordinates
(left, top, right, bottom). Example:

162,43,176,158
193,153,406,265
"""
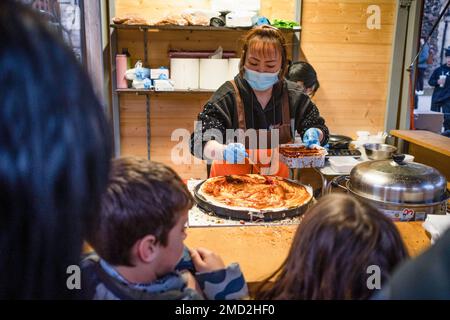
348,154,447,204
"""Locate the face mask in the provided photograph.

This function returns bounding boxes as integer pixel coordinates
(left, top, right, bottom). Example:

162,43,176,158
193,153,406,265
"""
244,66,280,91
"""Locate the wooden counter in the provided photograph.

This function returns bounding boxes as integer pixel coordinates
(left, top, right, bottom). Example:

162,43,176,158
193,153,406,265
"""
185,222,430,285
390,130,450,180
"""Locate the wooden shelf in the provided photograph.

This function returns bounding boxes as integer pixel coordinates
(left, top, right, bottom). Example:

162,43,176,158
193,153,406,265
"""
110,24,301,33
116,88,215,95
390,130,450,157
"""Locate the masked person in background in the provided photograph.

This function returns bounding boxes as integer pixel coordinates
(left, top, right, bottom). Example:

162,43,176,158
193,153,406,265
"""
286,61,320,98
190,25,329,178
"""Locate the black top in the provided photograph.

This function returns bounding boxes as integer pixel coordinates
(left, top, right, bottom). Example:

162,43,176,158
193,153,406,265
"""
429,64,450,104
190,75,329,159
376,229,450,300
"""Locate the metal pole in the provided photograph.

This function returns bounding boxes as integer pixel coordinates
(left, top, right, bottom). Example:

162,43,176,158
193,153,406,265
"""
409,0,450,69
143,28,151,160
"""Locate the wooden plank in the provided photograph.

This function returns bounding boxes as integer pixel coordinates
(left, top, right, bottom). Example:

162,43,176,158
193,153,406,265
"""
83,0,105,102
302,43,392,63
408,144,450,181
185,222,429,284
302,2,395,24
300,0,396,140
390,130,450,157
115,0,297,22
302,23,394,45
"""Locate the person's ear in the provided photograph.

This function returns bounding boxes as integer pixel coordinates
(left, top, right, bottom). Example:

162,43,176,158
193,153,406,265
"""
136,235,159,263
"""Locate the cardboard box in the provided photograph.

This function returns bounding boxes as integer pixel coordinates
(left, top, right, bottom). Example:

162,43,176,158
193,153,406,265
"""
150,68,169,80
153,79,174,91
414,110,444,133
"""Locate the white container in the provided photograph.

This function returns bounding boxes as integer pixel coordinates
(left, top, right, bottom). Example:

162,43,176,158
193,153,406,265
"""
211,0,260,12
199,58,229,90
228,58,240,80
154,79,174,91
329,156,360,173
170,58,199,90
150,68,169,80
226,11,257,27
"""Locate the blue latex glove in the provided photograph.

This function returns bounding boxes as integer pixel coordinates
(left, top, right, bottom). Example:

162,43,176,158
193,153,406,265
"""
303,128,321,148
135,67,150,80
223,143,248,164
143,78,152,89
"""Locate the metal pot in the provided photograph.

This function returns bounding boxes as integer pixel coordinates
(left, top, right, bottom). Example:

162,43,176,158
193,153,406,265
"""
330,154,448,221
193,178,314,222
363,143,397,160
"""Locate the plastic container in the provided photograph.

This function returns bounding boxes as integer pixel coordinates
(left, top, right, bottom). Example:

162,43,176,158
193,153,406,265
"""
329,156,359,173
199,58,228,90
170,58,199,90
403,154,415,162
116,54,128,89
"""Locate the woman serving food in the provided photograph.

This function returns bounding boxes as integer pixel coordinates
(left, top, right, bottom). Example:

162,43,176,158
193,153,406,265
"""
190,25,329,178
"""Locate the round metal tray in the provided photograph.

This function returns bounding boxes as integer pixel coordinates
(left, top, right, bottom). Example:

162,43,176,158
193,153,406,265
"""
193,178,313,222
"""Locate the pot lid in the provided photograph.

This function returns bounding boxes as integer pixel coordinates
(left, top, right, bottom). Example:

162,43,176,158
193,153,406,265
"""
348,154,447,204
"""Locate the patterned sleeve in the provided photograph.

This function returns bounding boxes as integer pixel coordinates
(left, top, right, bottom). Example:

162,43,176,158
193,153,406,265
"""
295,98,329,146
190,101,231,159
194,263,249,300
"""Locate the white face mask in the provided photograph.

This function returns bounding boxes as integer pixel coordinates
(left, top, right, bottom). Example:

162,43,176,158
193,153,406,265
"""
243,67,280,91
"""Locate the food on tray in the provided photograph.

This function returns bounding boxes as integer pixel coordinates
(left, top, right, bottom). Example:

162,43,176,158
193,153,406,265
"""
279,144,327,168
112,15,148,25
279,145,323,157
198,174,312,211
154,14,189,26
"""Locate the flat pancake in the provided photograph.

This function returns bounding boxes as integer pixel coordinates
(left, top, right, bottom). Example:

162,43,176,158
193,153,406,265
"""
198,174,312,212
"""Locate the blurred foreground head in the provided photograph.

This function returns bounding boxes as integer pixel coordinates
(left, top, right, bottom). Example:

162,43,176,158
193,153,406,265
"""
256,193,408,300
0,0,111,299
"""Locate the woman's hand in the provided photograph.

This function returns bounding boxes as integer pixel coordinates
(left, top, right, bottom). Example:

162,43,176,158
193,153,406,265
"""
303,128,323,148
189,247,226,273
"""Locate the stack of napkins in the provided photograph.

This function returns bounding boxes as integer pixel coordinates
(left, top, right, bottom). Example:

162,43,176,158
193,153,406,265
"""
422,214,450,244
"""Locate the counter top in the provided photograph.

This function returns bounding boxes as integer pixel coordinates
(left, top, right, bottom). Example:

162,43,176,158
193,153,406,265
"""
390,130,450,156
185,222,430,284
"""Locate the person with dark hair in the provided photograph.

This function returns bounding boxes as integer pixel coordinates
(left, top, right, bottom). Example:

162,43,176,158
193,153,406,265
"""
415,37,430,95
82,157,248,300
190,25,329,178
429,48,450,132
286,61,320,98
255,194,408,300
0,0,112,299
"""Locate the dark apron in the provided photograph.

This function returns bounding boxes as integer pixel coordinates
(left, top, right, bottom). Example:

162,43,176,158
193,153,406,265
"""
209,80,292,177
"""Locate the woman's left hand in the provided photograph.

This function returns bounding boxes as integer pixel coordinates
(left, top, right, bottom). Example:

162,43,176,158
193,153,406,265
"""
303,128,323,148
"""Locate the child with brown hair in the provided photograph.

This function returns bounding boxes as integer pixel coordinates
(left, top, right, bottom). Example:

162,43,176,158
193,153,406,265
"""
82,157,248,300
255,193,408,300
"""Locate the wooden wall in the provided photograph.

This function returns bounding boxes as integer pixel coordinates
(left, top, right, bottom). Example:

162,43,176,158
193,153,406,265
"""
301,0,396,138
115,27,296,179
113,0,397,179
115,0,295,23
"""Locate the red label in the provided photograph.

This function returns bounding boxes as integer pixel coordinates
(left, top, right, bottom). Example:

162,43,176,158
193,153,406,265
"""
402,208,414,220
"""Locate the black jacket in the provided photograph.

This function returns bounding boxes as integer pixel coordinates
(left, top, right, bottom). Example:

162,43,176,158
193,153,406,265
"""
376,229,450,300
190,75,329,159
429,64,450,105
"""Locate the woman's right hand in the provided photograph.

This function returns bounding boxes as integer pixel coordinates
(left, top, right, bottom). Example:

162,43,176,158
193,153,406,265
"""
189,247,226,273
